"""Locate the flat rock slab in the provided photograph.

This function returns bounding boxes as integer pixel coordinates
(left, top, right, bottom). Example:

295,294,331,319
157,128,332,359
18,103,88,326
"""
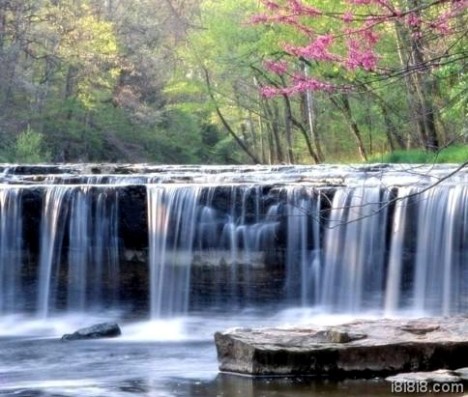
215,317,468,377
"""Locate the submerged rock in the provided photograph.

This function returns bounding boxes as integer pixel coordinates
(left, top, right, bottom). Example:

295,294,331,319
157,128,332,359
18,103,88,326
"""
61,322,122,341
215,318,468,377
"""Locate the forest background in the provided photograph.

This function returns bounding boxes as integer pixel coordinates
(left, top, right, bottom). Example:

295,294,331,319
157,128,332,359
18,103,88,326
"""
0,0,466,164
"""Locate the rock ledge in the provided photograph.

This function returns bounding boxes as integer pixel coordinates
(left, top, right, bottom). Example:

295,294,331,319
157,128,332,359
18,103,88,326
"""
215,317,468,377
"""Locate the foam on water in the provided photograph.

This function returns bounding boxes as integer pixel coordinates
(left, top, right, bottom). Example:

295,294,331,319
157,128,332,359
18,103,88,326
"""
0,313,122,338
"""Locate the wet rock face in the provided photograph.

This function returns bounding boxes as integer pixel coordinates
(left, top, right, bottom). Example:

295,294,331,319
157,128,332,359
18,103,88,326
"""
61,322,122,341
118,185,148,250
214,318,468,377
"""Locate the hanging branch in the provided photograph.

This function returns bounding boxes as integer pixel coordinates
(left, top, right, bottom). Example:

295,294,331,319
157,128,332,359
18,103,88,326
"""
201,66,261,164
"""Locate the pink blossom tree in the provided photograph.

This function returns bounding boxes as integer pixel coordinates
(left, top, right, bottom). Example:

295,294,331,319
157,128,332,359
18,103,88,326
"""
253,0,467,154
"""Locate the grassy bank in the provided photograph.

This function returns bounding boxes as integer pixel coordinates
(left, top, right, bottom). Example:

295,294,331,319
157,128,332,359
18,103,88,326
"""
368,145,468,164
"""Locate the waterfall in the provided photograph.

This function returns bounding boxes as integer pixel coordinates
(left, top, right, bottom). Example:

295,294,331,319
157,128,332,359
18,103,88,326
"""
0,188,23,313
67,188,89,312
147,185,200,318
67,187,120,313
37,185,121,318
383,187,411,315
412,185,468,315
0,164,466,319
37,186,71,318
321,186,389,312
283,186,322,306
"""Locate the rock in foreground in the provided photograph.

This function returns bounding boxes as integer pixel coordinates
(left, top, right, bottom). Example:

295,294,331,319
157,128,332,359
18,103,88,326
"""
215,318,468,377
62,322,122,341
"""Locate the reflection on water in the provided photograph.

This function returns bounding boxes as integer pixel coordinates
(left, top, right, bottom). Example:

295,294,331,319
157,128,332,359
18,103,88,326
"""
0,309,464,397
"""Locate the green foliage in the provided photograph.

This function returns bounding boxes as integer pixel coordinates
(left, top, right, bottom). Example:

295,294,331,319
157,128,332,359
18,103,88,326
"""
211,136,249,164
0,0,465,165
12,127,51,163
145,109,205,164
368,145,468,164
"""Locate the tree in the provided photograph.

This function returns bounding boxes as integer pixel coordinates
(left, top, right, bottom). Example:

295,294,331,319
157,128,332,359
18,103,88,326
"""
0,0,218,163
173,0,332,164
35,0,121,160
1,0,463,164
254,0,467,153
13,127,51,163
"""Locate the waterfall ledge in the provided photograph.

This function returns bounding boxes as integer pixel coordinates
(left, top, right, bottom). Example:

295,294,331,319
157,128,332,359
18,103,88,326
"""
215,317,468,377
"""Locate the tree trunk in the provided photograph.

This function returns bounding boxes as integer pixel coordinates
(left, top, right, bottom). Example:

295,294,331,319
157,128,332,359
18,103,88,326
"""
0,10,5,51
398,0,440,151
282,96,295,164
202,66,261,164
393,20,424,149
270,101,285,163
409,44,439,151
368,90,406,150
331,95,368,161
301,64,325,162
299,92,324,162
285,96,321,164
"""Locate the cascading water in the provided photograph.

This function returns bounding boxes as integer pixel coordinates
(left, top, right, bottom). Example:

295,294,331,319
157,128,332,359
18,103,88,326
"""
388,185,468,315
282,186,322,306
37,186,71,318
66,187,120,313
147,185,200,318
0,164,466,320
0,188,23,314
321,186,390,312
198,185,274,306
35,185,121,317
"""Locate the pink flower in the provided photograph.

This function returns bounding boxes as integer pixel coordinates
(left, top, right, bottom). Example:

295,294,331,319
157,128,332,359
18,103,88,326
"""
285,35,337,61
433,11,452,35
406,13,421,27
250,14,269,24
362,29,380,45
434,21,450,35
262,0,281,10
347,0,374,4
451,0,468,14
264,60,289,75
287,0,322,16
260,75,338,97
291,74,336,92
359,50,378,71
346,0,394,8
260,86,281,97
346,40,378,71
343,11,354,23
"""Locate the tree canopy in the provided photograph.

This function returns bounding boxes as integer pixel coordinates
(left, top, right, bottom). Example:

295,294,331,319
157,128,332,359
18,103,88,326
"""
0,0,466,164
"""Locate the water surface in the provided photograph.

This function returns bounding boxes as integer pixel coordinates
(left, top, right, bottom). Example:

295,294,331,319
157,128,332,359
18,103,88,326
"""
0,310,464,397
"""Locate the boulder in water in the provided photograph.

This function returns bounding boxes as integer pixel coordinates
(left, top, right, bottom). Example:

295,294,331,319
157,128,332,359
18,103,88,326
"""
215,317,468,377
61,322,122,341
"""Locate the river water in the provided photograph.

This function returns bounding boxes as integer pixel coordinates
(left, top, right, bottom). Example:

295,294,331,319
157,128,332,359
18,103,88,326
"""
0,309,464,397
